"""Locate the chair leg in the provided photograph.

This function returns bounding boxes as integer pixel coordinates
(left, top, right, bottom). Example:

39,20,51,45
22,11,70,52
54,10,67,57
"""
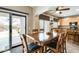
38,47,43,53
60,45,64,53
64,42,67,53
43,46,47,53
64,44,67,53
35,47,43,53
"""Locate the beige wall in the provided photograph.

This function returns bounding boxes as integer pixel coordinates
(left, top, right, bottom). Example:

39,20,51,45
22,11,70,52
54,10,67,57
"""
2,6,34,34
33,8,40,30
33,15,39,29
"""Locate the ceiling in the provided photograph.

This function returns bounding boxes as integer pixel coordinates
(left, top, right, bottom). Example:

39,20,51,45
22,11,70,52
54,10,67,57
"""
32,6,79,18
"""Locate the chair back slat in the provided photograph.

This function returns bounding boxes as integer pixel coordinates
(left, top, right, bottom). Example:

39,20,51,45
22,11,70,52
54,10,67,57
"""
56,31,67,52
20,34,28,52
56,33,62,52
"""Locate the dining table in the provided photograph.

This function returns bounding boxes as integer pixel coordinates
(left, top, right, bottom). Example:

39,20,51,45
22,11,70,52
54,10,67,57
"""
26,32,58,52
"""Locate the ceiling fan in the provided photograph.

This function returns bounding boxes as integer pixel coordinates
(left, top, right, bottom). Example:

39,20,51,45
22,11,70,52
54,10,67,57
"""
46,6,70,14
47,6,70,12
43,6,70,17
56,6,70,11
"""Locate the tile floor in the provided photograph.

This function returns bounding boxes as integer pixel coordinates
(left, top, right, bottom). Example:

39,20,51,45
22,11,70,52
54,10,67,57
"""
4,40,79,53
66,40,79,53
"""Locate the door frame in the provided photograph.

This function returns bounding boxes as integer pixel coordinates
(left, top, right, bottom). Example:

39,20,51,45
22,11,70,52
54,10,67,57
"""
0,8,27,53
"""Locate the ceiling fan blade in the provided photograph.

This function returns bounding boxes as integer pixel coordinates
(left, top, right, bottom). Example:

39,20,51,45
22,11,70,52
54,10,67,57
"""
56,7,70,11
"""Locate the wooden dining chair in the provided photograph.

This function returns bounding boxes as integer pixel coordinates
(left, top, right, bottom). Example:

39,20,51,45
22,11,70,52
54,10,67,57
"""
20,34,42,53
60,31,67,53
46,32,67,53
67,29,75,40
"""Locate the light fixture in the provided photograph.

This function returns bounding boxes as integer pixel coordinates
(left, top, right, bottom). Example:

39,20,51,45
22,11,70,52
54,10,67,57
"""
56,11,62,14
59,11,62,14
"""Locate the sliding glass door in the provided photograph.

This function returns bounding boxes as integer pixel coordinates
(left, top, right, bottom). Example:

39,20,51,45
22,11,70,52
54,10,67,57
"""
0,12,9,51
12,14,26,46
0,11,26,52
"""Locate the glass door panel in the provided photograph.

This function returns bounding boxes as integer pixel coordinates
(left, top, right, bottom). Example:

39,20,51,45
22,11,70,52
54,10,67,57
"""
0,12,9,51
12,15,25,46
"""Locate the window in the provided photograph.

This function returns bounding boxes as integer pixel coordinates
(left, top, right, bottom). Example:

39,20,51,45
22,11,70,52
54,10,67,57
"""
44,20,50,32
39,19,50,32
0,12,9,52
39,14,50,32
70,22,78,30
39,19,44,30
